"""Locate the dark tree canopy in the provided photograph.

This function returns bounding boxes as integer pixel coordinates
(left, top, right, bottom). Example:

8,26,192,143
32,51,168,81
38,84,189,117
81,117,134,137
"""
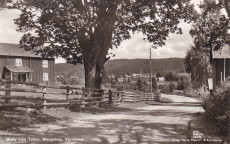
12,0,197,89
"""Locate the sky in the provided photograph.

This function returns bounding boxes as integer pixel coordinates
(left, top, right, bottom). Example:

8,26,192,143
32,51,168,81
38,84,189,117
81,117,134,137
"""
0,0,202,63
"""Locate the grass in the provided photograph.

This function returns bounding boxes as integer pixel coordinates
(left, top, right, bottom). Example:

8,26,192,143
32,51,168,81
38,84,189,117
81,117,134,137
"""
0,108,58,131
69,103,131,114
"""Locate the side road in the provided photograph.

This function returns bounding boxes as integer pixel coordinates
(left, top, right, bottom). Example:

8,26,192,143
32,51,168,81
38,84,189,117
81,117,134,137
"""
0,95,204,144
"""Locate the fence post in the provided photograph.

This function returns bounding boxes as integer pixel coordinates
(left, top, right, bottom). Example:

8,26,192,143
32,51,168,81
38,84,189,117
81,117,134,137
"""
139,91,142,102
66,86,70,102
81,87,85,108
133,91,135,103
42,87,47,109
109,90,113,106
5,81,11,104
99,89,104,107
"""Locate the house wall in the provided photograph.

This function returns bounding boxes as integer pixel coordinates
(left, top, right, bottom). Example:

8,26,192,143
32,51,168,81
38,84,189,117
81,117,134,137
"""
212,60,217,89
28,58,55,84
213,59,230,87
0,57,5,78
0,56,55,84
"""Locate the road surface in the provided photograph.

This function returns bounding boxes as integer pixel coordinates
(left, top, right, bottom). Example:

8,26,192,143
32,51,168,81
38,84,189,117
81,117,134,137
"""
0,94,204,144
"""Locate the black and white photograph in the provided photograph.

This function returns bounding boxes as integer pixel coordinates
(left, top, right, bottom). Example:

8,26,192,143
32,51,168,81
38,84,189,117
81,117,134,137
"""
0,0,229,143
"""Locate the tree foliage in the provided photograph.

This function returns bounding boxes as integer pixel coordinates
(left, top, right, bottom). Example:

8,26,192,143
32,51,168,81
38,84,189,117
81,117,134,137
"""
184,46,211,89
136,78,143,91
0,0,11,10
203,0,230,19
190,1,229,63
203,85,230,136
152,77,157,92
12,0,197,89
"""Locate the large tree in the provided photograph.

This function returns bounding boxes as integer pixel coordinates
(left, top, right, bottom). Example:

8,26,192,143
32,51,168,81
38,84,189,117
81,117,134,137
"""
184,45,211,89
190,0,230,63
12,0,196,89
190,1,229,65
187,0,229,89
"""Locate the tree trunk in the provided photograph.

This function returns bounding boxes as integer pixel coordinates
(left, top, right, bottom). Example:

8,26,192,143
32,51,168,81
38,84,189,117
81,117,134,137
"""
95,56,107,89
81,2,118,89
82,44,98,89
84,61,96,89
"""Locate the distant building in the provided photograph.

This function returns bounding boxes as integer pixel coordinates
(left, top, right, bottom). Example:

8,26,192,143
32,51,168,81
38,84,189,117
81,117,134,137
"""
141,74,150,79
157,77,165,82
118,78,123,83
70,76,79,80
108,75,115,79
125,75,131,78
0,43,55,84
132,74,142,78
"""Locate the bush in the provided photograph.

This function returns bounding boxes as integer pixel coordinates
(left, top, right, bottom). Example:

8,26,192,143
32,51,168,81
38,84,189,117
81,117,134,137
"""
152,77,158,92
116,85,124,91
169,83,176,93
160,84,170,94
203,85,230,136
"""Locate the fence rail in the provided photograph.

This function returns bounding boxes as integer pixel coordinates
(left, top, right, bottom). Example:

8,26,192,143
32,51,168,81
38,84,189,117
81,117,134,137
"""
121,91,161,102
0,79,161,108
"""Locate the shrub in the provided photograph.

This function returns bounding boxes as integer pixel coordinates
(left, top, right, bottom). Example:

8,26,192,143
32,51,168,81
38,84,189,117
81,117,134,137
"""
160,84,170,94
136,78,143,91
169,83,176,93
116,85,124,91
158,84,164,90
152,77,158,92
203,85,230,136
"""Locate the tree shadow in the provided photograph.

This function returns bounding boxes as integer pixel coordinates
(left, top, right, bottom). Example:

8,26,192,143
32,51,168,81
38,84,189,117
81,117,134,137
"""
0,109,197,144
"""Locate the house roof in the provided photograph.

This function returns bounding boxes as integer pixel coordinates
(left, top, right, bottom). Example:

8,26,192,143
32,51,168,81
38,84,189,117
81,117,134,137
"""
213,45,230,59
0,43,42,58
5,65,33,73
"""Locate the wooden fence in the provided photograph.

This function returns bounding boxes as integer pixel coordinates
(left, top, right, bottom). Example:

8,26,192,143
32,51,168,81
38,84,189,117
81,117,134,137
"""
0,79,161,109
0,79,122,108
121,91,161,102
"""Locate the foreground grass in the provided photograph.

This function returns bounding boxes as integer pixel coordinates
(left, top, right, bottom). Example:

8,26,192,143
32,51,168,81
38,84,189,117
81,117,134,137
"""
0,108,58,131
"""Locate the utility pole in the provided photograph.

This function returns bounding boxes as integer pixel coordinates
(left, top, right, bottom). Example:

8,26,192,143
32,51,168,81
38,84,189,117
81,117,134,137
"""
150,46,157,97
150,47,152,97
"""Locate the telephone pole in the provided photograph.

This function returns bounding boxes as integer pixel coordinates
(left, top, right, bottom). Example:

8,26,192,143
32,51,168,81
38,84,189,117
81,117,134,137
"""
150,47,152,96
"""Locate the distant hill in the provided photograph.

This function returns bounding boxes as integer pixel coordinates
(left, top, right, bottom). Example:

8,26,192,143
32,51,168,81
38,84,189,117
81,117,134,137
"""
55,63,85,78
55,58,185,77
105,58,185,76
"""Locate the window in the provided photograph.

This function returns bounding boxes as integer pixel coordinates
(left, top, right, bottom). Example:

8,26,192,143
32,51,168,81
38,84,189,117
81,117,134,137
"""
43,73,48,81
42,60,48,68
15,59,22,66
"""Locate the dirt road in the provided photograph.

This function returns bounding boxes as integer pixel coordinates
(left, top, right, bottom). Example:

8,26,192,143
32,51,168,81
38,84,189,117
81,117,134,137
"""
0,94,204,144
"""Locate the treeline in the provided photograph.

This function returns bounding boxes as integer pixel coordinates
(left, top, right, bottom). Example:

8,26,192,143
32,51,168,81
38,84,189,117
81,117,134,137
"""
55,58,185,82
105,58,185,76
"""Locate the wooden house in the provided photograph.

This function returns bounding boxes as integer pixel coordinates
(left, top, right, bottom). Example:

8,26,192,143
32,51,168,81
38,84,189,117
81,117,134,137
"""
0,43,55,84
212,45,230,87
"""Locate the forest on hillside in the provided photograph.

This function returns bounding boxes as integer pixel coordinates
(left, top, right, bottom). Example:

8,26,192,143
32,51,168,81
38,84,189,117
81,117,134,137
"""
55,58,185,79
104,58,185,76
